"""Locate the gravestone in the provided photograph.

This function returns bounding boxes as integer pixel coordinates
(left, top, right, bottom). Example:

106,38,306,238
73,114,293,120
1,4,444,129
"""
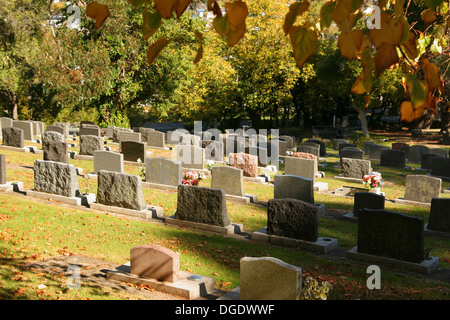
54,122,69,137
333,139,349,150
43,141,68,163
211,166,244,197
13,120,34,140
34,160,79,197
391,142,409,151
240,257,302,300
290,152,318,172
430,148,449,157
145,157,182,187
146,131,165,148
353,192,385,217
338,143,357,153
228,153,258,177
94,151,124,174
279,135,295,149
139,127,155,143
178,133,201,147
175,184,230,227
42,131,65,143
0,154,6,185
121,141,146,162
112,127,133,142
296,144,320,159
79,126,100,137
274,175,314,204
119,131,141,144
363,141,375,155
267,198,318,242
176,145,205,170
270,139,287,156
404,175,441,203
380,149,406,168
340,147,364,161
0,117,13,129
341,158,372,179
2,127,24,148
421,153,444,170
427,198,450,233
224,137,245,156
431,157,450,178
407,145,430,164
80,121,95,126
367,144,390,160
45,125,65,137
96,170,147,211
306,139,326,156
284,156,316,181
246,146,270,167
203,140,224,162
357,209,424,263
130,244,180,283
80,135,103,156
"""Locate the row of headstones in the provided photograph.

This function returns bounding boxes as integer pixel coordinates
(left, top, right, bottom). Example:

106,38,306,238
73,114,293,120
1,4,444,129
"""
351,190,449,234
125,243,304,300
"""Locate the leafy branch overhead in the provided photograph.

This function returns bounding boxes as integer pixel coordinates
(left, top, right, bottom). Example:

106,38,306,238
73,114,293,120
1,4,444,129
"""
86,0,449,123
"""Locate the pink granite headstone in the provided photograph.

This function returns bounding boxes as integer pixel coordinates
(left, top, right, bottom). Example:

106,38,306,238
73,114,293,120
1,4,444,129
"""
130,244,180,283
229,152,258,177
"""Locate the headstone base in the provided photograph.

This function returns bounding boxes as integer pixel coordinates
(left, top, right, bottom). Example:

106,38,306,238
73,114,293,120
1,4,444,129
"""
313,182,328,192
342,211,357,222
217,286,241,300
395,198,431,208
0,181,24,192
26,190,95,206
252,227,338,254
0,145,30,153
106,263,215,300
90,202,163,220
164,216,244,235
334,175,363,183
445,188,450,194
346,246,439,275
142,181,178,191
424,224,450,239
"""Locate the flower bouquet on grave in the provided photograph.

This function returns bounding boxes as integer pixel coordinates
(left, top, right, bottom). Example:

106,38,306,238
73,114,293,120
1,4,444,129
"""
182,171,206,186
363,171,384,191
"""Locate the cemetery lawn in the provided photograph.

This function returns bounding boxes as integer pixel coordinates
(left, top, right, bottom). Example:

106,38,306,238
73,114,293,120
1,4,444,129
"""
0,136,450,300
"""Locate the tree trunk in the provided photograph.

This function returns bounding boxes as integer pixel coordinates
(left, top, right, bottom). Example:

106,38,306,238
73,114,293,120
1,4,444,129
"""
12,96,18,120
357,107,369,138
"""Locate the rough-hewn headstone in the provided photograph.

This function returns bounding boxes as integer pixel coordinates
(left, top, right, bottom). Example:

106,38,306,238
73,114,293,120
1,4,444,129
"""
121,141,146,162
94,151,124,174
80,135,103,156
211,166,243,197
34,160,79,197
43,141,68,163
380,149,406,168
274,175,314,204
175,184,230,227
145,157,181,186
341,158,372,179
240,257,302,300
267,198,318,242
353,192,385,217
228,152,258,177
2,127,24,148
96,170,147,210
404,175,441,203
357,209,424,263
130,244,180,283
427,198,450,233
42,131,65,142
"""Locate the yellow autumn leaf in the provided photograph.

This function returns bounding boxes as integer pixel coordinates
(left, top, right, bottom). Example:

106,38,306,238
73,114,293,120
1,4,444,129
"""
289,26,317,69
332,0,352,24
227,23,246,47
147,38,170,65
225,0,248,28
283,1,310,34
86,1,110,30
401,31,418,60
373,42,399,75
194,45,203,64
320,1,336,30
338,29,363,60
400,101,425,122
351,72,373,94
422,58,443,93
153,0,176,19
175,0,193,19
421,9,437,25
